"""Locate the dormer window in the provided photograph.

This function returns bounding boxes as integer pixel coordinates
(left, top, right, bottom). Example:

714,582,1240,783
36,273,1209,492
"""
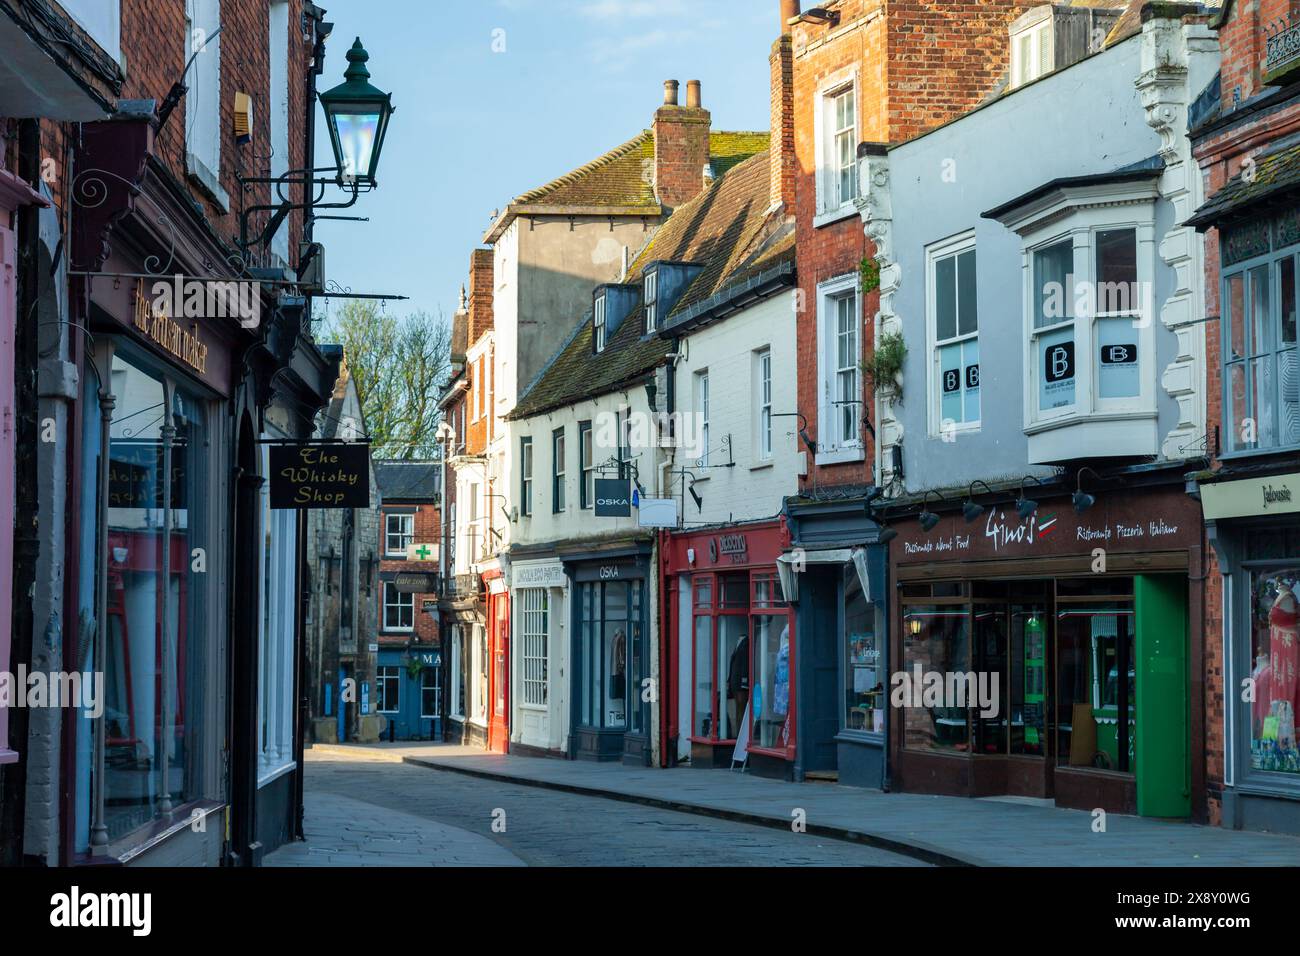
1010,17,1052,89
644,270,658,334
594,293,607,353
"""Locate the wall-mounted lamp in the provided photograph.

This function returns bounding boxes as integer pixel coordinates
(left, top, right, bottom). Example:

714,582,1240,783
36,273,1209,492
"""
918,490,942,532
962,480,996,524
1073,467,1100,514
865,486,898,542
801,7,842,27
908,616,922,636
1016,475,1047,520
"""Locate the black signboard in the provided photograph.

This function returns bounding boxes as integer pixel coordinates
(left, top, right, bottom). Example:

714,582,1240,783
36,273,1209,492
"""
594,478,631,517
269,442,370,508
393,572,438,594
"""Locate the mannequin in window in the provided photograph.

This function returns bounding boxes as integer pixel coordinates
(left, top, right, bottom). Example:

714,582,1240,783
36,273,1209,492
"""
727,635,749,736
1266,582,1298,761
609,628,626,700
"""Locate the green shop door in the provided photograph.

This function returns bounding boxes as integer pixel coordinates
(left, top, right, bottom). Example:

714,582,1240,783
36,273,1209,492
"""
1134,574,1190,818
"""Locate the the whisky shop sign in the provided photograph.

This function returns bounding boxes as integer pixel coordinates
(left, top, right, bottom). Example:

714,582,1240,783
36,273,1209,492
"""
269,442,370,509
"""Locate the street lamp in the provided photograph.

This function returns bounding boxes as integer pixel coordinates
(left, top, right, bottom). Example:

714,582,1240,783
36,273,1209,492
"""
319,37,395,187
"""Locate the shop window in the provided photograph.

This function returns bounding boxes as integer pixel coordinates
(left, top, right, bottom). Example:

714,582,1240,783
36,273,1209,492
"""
382,581,414,631
900,603,971,751
1221,236,1300,455
691,573,750,743
928,233,980,436
1249,568,1299,776
473,624,488,723
579,580,644,732
98,353,209,841
844,565,885,734
421,666,441,720
751,613,792,751
376,666,400,714
1056,600,1135,773
258,448,296,782
450,627,466,719
520,589,549,706
1009,604,1049,756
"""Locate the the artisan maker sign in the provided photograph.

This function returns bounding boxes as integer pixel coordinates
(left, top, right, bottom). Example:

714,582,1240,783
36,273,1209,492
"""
134,283,209,374
269,443,370,508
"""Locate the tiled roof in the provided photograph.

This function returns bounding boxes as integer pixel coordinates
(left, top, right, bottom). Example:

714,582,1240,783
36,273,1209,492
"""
1186,139,1300,228
374,460,441,501
484,130,768,240
510,149,791,421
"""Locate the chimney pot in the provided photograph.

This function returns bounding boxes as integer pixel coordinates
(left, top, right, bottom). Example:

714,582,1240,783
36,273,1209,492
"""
686,79,702,109
663,79,679,106
780,0,800,30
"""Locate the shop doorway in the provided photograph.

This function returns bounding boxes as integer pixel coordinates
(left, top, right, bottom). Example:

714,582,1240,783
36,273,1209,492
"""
488,591,509,753
799,567,839,776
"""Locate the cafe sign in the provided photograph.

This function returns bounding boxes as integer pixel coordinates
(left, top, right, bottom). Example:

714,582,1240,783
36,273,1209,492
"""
269,442,370,508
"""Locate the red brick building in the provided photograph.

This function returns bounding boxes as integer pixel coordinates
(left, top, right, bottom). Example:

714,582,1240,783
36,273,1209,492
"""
1187,0,1300,835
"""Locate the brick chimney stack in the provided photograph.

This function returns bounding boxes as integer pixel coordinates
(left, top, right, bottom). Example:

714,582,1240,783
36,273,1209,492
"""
653,78,712,211
770,0,798,211
468,248,494,345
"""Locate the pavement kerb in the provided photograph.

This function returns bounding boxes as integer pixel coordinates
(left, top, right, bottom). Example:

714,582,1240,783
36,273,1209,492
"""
398,753,978,867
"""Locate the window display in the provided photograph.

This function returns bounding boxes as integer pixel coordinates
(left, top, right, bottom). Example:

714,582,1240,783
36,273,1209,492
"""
101,353,208,840
843,565,884,734
1057,599,1135,773
1250,568,1300,775
751,614,790,750
690,573,749,742
579,579,644,730
900,603,970,751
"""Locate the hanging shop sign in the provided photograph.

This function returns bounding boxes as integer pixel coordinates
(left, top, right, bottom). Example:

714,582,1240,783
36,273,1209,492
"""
594,478,631,517
269,442,370,508
637,497,678,528
392,572,438,594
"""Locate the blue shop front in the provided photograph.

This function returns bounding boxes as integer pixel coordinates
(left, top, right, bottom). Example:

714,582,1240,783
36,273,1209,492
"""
375,648,443,741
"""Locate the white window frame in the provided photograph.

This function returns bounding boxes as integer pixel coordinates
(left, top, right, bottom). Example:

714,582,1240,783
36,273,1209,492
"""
926,231,981,438
1010,19,1053,90
520,437,533,517
644,270,658,334
268,0,291,262
594,293,607,352
256,442,295,785
382,580,415,632
184,0,228,209
384,511,414,557
816,273,864,464
552,427,566,513
450,626,465,720
580,420,594,509
420,665,441,719
755,347,773,461
520,589,549,708
814,70,859,224
1010,188,1159,456
695,370,710,467
376,665,400,714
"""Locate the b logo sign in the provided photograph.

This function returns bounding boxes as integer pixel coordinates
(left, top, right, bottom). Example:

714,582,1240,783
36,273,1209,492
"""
1045,342,1074,383
1100,343,1136,365
943,369,960,393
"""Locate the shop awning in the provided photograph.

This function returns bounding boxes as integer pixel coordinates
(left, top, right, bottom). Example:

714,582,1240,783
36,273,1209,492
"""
776,548,869,604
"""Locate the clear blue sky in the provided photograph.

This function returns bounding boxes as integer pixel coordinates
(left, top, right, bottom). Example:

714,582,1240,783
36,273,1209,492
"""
310,0,777,325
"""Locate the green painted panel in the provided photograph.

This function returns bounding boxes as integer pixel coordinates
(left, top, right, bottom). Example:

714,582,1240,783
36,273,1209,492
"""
1135,574,1191,818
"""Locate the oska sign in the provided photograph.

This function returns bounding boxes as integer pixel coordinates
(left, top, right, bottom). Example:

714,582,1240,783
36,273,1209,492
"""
594,478,631,517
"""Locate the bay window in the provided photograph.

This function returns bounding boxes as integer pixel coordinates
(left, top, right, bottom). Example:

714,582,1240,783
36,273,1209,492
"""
1221,215,1300,455
928,233,980,435
994,178,1160,464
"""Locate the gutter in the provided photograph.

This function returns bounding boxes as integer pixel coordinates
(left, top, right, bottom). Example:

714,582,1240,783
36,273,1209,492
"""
659,259,795,336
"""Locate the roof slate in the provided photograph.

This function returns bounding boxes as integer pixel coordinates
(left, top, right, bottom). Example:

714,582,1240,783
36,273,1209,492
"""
1186,139,1300,228
484,129,769,243
373,460,442,501
510,148,793,421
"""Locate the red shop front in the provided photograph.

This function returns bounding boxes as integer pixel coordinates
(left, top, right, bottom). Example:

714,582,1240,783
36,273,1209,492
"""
661,520,795,773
